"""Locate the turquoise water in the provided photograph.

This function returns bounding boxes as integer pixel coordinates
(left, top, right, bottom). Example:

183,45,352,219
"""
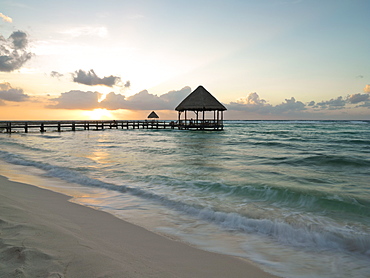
1,121,369,277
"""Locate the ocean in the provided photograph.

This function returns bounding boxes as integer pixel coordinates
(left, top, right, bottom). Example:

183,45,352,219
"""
0,120,369,278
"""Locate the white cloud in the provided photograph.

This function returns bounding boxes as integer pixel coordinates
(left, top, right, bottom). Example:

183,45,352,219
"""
100,86,191,110
48,86,191,111
47,90,101,110
0,12,12,23
364,85,370,93
235,92,267,105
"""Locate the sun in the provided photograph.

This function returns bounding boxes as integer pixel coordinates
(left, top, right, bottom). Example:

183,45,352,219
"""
83,108,113,120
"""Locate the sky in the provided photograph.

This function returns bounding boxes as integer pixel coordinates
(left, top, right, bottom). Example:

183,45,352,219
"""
1,0,370,120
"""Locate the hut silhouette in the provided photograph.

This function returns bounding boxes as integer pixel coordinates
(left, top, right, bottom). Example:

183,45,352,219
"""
147,111,159,120
175,85,226,130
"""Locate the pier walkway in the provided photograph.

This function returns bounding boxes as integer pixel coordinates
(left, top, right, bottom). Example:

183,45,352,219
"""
0,120,177,133
0,120,223,133
0,120,224,133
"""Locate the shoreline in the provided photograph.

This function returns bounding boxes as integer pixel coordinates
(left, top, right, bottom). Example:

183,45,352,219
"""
0,174,278,277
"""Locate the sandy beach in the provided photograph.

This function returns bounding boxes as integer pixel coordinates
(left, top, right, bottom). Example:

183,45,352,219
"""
0,175,277,278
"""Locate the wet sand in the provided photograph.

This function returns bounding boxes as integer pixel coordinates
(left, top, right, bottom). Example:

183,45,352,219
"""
0,175,278,277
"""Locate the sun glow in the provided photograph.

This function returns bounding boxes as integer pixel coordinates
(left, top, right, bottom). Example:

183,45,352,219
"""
83,108,113,120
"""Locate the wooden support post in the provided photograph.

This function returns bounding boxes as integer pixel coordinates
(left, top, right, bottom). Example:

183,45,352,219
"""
57,122,61,132
6,122,11,133
24,122,28,133
72,122,76,131
40,123,45,133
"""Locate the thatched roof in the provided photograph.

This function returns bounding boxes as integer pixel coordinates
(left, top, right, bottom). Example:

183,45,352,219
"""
175,86,227,112
147,111,159,118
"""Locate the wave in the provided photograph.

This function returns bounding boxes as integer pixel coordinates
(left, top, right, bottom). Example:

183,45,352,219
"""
0,150,369,258
259,153,370,169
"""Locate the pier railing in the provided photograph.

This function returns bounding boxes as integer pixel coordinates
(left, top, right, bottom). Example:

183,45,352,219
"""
0,119,225,133
177,119,224,130
0,120,177,133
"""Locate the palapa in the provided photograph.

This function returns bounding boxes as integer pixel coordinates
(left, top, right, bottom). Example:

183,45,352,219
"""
175,85,226,130
147,111,159,119
175,86,227,112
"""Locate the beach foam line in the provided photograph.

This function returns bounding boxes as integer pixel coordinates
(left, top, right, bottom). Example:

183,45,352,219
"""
0,175,277,278
1,150,369,257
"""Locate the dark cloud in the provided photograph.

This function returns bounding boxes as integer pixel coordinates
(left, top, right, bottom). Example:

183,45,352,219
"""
47,90,101,110
356,101,370,108
50,71,64,79
307,101,315,106
0,82,30,102
274,97,306,113
10,31,28,49
124,80,130,88
315,96,346,110
228,93,305,114
0,30,33,72
347,93,369,104
73,69,121,87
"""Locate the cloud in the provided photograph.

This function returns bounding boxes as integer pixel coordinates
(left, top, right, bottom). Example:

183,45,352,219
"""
274,97,306,113
235,92,267,105
0,13,12,23
0,82,30,102
47,90,101,109
307,101,315,106
228,93,307,115
50,71,64,79
73,69,121,87
228,93,271,112
356,102,370,108
100,86,191,110
99,92,127,110
364,85,370,93
48,86,191,110
124,80,131,88
347,93,370,104
0,30,33,72
315,96,346,110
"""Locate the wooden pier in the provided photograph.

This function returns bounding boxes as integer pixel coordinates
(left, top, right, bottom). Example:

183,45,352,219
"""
0,120,179,133
0,119,225,133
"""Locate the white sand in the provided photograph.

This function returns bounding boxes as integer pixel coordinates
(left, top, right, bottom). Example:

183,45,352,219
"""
0,175,278,277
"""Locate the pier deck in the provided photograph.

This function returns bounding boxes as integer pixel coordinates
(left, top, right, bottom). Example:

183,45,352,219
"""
0,120,177,133
0,120,224,133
